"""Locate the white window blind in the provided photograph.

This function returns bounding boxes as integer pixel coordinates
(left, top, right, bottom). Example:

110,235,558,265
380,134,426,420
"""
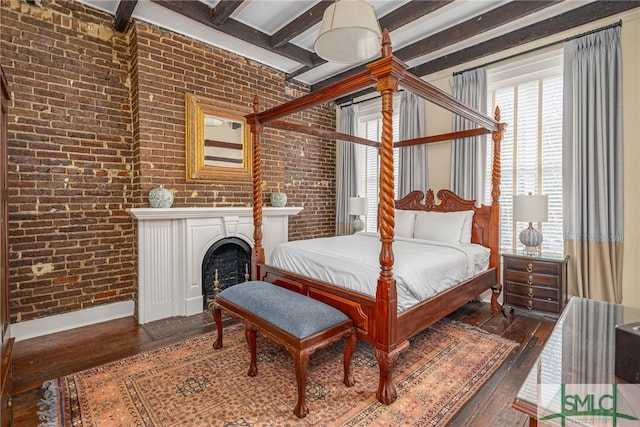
355,99,399,232
486,50,564,254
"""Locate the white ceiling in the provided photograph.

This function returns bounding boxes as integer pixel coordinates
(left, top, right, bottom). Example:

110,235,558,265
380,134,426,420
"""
77,0,599,86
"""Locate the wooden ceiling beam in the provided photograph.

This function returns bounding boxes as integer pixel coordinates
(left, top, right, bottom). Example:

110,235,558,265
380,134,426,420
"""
285,65,312,82
396,0,561,62
313,0,561,92
410,0,640,77
113,0,138,32
271,1,332,49
378,0,452,33
285,0,452,83
332,1,639,105
151,0,319,67
272,0,451,51
211,1,242,26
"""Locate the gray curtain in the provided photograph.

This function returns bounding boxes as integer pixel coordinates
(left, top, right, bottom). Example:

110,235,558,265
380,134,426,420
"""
563,26,624,303
398,91,427,198
335,104,359,235
449,68,487,203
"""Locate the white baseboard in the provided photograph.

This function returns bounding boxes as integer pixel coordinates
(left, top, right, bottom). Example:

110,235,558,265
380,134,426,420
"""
10,301,135,342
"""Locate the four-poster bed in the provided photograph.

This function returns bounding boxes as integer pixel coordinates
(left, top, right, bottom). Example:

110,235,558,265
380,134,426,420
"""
244,30,506,405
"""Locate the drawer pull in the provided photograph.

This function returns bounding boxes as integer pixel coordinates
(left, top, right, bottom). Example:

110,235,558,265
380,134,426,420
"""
527,263,533,273
528,287,535,297
527,299,533,310
527,275,534,285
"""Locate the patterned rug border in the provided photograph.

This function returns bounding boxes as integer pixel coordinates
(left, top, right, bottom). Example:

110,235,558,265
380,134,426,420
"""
38,318,518,427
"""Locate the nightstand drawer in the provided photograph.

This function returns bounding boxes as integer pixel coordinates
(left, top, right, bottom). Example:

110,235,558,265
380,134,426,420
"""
504,257,561,276
505,270,559,288
506,293,560,314
501,252,569,318
505,282,559,301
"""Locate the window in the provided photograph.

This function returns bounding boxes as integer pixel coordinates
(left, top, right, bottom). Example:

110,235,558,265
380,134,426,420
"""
486,50,564,254
355,98,399,232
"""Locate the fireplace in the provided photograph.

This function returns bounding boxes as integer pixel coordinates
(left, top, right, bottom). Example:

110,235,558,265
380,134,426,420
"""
201,237,251,310
127,206,302,323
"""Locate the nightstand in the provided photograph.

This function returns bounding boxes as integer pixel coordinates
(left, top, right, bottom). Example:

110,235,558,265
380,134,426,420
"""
502,251,569,317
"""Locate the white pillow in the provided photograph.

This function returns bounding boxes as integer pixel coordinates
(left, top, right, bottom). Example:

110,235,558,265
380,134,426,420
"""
413,211,472,245
459,210,475,244
394,209,416,238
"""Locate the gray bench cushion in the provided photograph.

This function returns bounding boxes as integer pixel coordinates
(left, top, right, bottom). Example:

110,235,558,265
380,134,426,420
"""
218,281,349,339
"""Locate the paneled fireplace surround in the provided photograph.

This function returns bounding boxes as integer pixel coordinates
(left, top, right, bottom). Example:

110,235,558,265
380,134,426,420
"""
128,207,302,323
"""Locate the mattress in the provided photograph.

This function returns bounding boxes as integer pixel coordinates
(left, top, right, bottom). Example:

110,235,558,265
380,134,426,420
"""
269,232,490,312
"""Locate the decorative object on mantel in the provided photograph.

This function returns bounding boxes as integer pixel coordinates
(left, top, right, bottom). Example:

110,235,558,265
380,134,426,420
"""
270,191,287,207
148,185,174,208
513,193,548,254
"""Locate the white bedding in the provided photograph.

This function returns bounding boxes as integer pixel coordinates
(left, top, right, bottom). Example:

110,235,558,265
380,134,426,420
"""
269,232,490,313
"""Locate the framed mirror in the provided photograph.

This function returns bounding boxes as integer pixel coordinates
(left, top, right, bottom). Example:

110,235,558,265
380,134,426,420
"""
185,94,252,183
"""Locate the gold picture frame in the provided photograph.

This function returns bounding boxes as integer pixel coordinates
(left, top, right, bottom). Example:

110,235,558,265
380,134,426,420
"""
185,93,252,183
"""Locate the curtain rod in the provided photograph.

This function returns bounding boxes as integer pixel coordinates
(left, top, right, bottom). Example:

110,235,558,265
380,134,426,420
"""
339,89,405,109
339,93,380,108
339,20,621,106
453,20,622,76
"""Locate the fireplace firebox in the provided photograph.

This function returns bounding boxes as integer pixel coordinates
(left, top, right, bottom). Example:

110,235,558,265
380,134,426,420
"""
201,237,252,310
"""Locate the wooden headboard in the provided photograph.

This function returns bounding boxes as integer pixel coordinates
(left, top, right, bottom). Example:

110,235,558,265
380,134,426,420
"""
395,189,494,250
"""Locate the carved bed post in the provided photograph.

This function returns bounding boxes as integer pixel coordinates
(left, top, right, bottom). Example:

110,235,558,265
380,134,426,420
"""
367,29,409,405
247,95,265,280
490,106,505,311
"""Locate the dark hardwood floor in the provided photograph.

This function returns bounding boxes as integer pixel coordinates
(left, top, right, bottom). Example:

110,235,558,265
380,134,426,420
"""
11,302,554,426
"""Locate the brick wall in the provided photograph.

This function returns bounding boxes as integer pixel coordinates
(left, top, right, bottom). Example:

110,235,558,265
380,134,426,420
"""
0,0,336,323
131,21,336,238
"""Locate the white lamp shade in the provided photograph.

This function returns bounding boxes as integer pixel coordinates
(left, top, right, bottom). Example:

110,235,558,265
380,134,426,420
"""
513,194,548,223
349,196,368,216
314,0,382,64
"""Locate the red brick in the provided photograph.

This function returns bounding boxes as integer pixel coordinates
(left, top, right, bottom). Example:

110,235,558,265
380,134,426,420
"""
1,0,336,325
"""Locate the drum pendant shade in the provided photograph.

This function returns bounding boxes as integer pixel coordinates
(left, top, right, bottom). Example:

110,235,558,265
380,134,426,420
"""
314,0,382,64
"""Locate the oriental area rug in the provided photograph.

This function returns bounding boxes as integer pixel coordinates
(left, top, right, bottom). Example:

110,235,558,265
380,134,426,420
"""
38,319,517,426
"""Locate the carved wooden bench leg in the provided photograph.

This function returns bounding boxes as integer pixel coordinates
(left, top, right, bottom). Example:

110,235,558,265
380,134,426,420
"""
293,349,310,419
213,305,223,349
246,324,258,377
343,328,356,387
212,280,357,418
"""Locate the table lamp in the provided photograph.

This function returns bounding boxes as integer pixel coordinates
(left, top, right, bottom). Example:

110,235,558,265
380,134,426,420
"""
349,196,368,233
513,193,548,254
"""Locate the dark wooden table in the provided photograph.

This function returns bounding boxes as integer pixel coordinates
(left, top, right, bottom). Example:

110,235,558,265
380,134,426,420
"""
512,296,640,426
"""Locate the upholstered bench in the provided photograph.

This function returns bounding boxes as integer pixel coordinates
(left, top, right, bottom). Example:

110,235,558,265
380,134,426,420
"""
212,280,356,419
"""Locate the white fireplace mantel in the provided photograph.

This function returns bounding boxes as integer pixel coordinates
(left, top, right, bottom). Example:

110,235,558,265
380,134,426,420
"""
127,206,302,323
